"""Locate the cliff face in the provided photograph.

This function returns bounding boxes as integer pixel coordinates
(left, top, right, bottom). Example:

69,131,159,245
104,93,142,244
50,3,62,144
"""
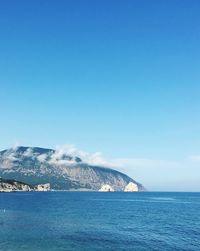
0,178,50,192
0,178,33,192
0,146,144,191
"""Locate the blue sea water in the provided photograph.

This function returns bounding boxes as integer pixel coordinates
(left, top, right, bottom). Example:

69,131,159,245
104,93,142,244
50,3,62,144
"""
0,192,200,251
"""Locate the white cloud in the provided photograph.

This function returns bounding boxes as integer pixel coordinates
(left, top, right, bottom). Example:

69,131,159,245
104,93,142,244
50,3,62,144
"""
47,145,182,171
48,145,76,166
23,148,33,157
6,153,18,161
1,153,18,169
50,145,116,167
37,153,48,163
12,142,21,149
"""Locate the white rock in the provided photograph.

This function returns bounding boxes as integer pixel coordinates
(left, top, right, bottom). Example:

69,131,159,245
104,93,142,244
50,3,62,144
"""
124,182,138,192
22,184,32,191
35,183,50,191
99,184,114,192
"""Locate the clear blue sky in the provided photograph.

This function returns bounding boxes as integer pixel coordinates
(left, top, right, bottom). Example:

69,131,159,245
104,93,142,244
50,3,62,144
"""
0,0,200,191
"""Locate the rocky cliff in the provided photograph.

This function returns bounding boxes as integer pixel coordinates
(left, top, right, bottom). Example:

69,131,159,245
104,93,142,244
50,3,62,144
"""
0,146,144,191
0,178,50,192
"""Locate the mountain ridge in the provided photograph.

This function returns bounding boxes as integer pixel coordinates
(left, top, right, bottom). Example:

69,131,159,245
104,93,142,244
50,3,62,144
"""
0,146,144,191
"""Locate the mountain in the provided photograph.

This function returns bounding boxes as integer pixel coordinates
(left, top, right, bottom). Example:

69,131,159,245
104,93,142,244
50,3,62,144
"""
0,146,144,191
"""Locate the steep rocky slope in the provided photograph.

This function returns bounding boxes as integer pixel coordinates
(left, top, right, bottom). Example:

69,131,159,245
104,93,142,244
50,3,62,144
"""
0,146,144,191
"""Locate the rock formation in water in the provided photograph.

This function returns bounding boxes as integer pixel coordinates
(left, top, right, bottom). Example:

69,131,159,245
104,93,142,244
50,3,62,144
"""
0,146,145,191
99,184,114,192
35,183,51,191
124,182,139,192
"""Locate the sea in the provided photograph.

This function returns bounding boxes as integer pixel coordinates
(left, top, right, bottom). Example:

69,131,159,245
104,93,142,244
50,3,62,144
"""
0,192,199,251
